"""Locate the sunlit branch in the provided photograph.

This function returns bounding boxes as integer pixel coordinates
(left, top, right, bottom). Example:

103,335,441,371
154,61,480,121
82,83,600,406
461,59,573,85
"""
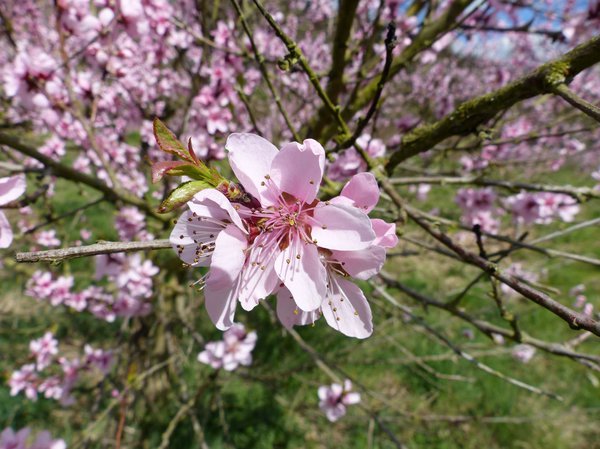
386,35,600,172
379,178,600,336
552,83,600,123
15,239,171,263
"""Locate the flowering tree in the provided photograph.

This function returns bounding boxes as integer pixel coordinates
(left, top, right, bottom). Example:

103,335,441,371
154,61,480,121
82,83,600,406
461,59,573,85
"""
1,0,600,447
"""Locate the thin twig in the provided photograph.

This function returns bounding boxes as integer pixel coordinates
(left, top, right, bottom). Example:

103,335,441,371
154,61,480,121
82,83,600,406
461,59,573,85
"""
552,83,600,123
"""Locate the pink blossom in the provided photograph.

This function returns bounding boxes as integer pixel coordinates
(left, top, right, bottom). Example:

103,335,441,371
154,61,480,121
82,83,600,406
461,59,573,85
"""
171,135,395,337
84,345,113,374
0,427,30,449
318,379,361,422
511,344,536,363
9,364,39,400
29,332,58,370
327,134,386,181
35,230,61,248
198,323,257,371
0,427,66,449
0,175,27,248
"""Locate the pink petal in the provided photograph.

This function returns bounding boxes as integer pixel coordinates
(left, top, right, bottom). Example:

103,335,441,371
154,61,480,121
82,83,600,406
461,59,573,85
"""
170,210,220,266
0,174,26,206
344,392,361,405
311,203,375,250
238,233,280,311
372,219,398,248
226,133,278,206
276,287,321,329
0,211,13,248
331,245,386,280
322,277,373,339
275,237,326,312
204,224,248,330
270,140,325,204
188,189,247,233
340,172,379,213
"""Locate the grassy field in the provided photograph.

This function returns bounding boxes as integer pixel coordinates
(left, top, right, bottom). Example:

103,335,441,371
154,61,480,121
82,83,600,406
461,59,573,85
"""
1,164,599,449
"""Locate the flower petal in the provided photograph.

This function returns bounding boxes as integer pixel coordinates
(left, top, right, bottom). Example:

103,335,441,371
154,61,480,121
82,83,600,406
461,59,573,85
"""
204,224,248,330
311,202,375,250
238,232,280,311
170,210,220,266
0,174,26,206
270,139,325,204
188,188,247,232
274,237,326,312
331,245,386,280
226,133,278,206
372,219,398,248
276,286,321,329
322,276,373,339
0,211,13,248
340,172,379,213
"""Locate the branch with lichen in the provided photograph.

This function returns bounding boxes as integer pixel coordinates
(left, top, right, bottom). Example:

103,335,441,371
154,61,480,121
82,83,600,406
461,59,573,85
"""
15,240,171,263
0,132,167,221
386,35,600,172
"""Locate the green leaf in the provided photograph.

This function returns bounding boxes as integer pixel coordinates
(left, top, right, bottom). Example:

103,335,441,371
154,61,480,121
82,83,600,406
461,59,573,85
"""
153,118,193,162
158,180,212,213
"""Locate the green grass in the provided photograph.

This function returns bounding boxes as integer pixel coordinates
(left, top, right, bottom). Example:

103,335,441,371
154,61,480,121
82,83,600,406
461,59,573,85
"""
1,162,599,448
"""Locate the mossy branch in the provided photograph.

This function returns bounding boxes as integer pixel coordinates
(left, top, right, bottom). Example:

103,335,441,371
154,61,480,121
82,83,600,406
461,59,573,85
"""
386,35,600,173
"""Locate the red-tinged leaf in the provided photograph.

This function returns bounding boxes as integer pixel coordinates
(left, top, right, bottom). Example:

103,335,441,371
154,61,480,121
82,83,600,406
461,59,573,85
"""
187,137,200,165
153,118,193,162
151,160,187,183
157,180,212,214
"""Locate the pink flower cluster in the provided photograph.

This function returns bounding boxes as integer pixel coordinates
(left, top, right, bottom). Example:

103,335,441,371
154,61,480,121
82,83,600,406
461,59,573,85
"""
511,344,536,364
318,379,361,422
455,188,580,233
198,323,257,371
0,427,65,449
25,253,157,321
9,332,112,405
506,192,580,225
327,134,386,181
455,187,501,233
170,134,397,338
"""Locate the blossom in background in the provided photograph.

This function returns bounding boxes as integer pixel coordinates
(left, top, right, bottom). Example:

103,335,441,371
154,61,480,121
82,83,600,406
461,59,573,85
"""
170,133,397,338
198,323,257,371
511,344,536,363
455,187,500,234
506,191,579,225
30,332,58,370
0,174,26,248
0,427,66,449
10,331,113,406
500,263,540,298
327,134,386,181
318,379,361,422
35,230,61,248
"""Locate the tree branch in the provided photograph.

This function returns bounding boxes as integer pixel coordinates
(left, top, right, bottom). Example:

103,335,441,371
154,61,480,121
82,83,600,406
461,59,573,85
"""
15,240,171,263
552,83,600,123
0,132,167,221
386,35,600,172
390,175,600,200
